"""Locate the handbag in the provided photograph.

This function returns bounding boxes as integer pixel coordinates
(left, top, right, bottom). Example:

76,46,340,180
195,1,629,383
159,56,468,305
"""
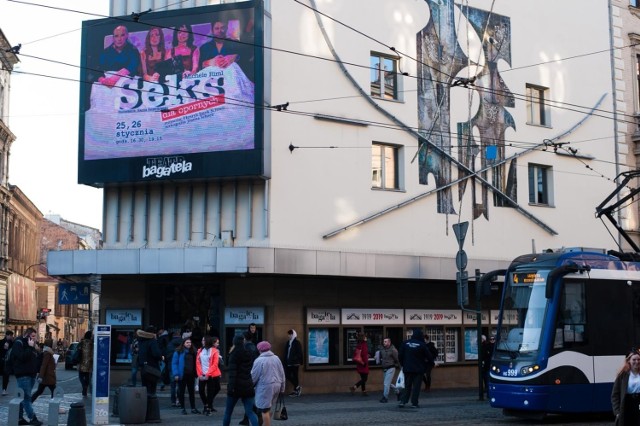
142,363,162,379
274,393,288,421
352,348,363,365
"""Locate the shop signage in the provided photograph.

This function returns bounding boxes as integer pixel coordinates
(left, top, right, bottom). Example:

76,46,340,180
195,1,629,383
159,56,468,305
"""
491,309,518,325
405,309,462,325
105,309,142,326
307,308,340,325
462,310,490,325
224,307,265,325
341,308,404,325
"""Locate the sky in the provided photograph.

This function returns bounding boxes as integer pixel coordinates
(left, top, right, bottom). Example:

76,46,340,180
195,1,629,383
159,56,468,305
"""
0,0,109,230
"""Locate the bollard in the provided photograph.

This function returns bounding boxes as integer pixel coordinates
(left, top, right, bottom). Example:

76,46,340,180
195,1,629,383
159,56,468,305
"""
111,386,120,417
47,388,65,426
145,395,161,423
67,401,87,426
8,388,24,425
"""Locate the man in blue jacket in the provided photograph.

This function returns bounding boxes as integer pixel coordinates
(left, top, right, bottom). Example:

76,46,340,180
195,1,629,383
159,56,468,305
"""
12,327,42,425
398,328,432,409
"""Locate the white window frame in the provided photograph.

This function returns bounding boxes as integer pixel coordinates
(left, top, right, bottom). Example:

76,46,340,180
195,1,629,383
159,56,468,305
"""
370,53,400,101
372,143,402,190
528,163,554,206
526,84,551,127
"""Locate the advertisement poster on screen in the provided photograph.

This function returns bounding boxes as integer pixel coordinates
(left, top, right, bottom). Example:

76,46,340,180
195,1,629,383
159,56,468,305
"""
78,1,264,185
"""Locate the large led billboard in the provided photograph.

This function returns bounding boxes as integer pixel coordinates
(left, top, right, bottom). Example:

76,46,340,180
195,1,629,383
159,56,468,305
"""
78,1,264,186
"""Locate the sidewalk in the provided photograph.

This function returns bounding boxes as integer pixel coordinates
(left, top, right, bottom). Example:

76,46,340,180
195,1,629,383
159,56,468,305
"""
0,386,617,425
0,386,504,426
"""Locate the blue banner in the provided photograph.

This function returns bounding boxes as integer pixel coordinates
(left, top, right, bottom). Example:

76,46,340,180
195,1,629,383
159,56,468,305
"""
58,283,90,305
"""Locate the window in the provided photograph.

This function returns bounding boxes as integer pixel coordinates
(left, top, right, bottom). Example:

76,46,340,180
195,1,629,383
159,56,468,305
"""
370,53,398,100
526,84,550,126
553,281,587,348
636,54,640,111
372,143,399,190
528,163,553,206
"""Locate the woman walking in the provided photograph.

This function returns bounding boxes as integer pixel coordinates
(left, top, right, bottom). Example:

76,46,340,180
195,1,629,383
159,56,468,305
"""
612,349,640,425
196,335,222,415
349,333,370,396
222,335,259,426
172,337,199,415
77,331,93,397
31,341,56,403
251,341,285,426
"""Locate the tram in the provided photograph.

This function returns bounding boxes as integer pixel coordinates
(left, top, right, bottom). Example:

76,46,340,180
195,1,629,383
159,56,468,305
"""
487,247,640,416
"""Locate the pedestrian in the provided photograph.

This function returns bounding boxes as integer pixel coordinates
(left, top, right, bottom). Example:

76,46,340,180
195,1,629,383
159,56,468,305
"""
157,328,170,391
612,349,640,425
481,335,494,396
137,326,162,397
0,330,14,396
240,332,261,425
197,335,222,415
252,340,286,426
423,334,439,392
130,337,139,386
398,328,432,408
165,329,183,407
222,334,259,426
77,330,94,398
379,337,399,403
246,323,259,345
12,327,42,425
31,340,56,403
349,332,370,396
172,337,200,415
284,329,303,397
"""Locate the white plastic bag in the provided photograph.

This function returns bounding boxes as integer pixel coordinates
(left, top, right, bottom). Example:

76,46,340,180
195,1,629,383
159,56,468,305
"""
395,369,405,390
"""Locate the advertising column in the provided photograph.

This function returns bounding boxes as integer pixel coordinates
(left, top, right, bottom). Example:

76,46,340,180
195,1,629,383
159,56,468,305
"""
92,325,111,425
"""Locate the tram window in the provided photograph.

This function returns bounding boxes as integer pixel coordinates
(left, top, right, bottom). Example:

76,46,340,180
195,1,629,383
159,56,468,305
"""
555,282,587,347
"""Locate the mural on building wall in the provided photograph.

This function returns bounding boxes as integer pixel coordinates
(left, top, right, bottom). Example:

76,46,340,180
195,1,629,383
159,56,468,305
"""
418,0,516,219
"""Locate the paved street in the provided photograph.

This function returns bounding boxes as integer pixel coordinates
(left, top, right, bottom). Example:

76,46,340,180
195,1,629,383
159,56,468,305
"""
0,363,615,425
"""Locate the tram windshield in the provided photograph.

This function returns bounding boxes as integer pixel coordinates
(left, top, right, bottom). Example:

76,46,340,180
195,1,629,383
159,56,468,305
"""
494,270,549,360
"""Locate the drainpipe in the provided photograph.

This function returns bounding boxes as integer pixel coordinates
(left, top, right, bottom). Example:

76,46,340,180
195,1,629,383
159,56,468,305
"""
608,0,622,247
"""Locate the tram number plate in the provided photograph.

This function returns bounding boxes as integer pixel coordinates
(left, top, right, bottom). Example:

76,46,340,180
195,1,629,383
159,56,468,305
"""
504,369,518,377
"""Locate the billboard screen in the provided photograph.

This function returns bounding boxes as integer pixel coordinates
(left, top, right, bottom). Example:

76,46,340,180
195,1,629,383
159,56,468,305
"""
78,1,264,186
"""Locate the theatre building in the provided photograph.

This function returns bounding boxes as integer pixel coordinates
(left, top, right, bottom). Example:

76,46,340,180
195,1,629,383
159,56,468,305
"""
48,0,631,392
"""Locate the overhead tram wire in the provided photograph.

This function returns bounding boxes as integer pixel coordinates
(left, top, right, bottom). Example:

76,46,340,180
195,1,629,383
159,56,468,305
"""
6,3,635,171
7,0,638,127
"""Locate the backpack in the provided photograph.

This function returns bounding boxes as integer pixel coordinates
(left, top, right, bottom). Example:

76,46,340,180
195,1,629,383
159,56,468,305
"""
428,342,439,360
4,339,21,376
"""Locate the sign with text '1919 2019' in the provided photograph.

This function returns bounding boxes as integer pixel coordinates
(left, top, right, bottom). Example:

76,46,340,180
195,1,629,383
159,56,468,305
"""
58,283,90,305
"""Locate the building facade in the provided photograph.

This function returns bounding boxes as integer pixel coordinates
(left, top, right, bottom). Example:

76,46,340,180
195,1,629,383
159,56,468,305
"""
49,0,637,392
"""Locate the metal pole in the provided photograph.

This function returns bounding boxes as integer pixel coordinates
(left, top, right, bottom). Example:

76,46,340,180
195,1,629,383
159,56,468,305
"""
475,268,483,401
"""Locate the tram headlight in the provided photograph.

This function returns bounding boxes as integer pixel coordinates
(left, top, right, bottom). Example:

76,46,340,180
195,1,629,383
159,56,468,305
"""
520,364,540,375
491,365,500,374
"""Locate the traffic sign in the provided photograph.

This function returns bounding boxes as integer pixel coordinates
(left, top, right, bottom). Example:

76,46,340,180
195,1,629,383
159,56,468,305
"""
58,283,90,305
452,221,469,248
456,250,468,270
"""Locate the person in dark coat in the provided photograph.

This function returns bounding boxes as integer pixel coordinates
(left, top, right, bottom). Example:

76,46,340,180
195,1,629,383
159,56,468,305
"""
165,329,183,406
222,335,259,426
13,327,42,425
31,341,57,403
612,350,640,425
284,329,303,397
172,337,199,414
137,326,163,397
77,331,93,398
398,328,432,408
0,330,14,396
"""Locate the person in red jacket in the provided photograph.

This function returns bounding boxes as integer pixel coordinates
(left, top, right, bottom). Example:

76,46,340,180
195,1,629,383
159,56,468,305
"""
349,332,370,396
196,335,222,415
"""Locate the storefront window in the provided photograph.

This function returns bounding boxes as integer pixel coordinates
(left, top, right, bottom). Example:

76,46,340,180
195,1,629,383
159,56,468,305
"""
307,328,339,365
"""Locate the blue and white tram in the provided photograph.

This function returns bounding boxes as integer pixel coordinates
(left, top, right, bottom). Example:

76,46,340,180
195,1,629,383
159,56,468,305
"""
488,248,640,416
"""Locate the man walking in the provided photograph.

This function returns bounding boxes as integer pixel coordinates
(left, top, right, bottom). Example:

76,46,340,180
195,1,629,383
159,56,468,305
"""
284,329,303,397
12,327,42,425
379,337,399,403
398,329,432,409
0,330,14,395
